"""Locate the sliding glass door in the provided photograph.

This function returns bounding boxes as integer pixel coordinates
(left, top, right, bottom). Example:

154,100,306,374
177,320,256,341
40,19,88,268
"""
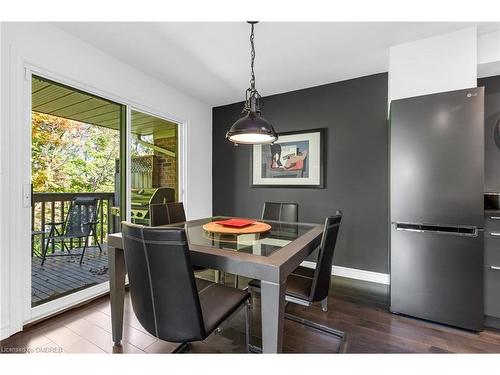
30,75,125,308
25,72,182,324
128,110,179,225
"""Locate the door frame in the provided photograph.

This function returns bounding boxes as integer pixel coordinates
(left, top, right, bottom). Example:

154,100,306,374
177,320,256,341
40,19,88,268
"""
4,59,187,333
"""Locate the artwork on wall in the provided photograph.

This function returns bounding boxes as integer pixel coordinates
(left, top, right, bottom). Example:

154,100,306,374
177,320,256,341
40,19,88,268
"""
251,128,324,188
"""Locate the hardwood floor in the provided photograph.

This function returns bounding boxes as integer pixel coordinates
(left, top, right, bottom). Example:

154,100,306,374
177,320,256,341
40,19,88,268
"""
2,273,500,354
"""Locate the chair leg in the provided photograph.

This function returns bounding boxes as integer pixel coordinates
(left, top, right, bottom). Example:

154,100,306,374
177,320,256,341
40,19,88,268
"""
62,240,71,254
284,312,346,353
171,342,189,353
41,237,52,266
246,287,263,353
79,237,88,265
245,285,343,353
235,275,239,289
93,229,103,253
41,243,47,266
245,299,252,353
321,296,328,312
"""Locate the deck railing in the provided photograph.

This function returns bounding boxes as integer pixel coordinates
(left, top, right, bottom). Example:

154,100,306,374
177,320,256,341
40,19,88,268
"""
31,192,116,257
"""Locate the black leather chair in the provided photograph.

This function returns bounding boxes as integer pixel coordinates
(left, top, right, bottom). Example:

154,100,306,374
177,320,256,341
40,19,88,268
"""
150,203,169,227
121,222,252,353
230,201,300,289
261,202,298,222
248,212,345,351
226,201,299,290
150,202,186,227
150,202,206,273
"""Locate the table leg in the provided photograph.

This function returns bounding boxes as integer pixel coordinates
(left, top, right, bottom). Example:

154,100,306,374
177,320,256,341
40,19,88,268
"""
108,245,126,345
260,280,286,353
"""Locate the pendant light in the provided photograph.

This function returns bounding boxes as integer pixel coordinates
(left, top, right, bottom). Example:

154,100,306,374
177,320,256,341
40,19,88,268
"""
226,21,278,145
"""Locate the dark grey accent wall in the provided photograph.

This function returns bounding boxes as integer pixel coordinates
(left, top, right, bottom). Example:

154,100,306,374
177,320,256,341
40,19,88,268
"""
212,73,389,273
478,75,500,192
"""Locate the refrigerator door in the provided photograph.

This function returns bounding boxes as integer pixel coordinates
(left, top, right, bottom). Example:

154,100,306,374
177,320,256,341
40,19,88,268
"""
390,87,484,227
390,225,483,331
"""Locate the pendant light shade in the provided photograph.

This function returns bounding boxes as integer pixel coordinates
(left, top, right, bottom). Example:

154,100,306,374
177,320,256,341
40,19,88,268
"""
226,111,277,145
226,21,278,145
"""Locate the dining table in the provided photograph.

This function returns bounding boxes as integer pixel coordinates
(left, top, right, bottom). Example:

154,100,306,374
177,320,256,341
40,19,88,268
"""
107,216,324,353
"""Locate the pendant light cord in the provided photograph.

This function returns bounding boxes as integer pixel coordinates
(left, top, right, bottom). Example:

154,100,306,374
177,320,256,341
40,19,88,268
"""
250,22,256,90
226,21,277,145
245,21,262,113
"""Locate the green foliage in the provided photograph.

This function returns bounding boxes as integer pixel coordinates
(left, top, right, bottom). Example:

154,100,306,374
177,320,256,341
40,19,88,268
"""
32,112,119,193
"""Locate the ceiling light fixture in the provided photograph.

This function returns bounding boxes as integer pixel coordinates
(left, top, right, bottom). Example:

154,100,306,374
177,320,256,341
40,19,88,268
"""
226,21,278,145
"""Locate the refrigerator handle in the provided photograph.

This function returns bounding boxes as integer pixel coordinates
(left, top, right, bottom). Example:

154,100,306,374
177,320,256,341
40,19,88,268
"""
393,222,480,237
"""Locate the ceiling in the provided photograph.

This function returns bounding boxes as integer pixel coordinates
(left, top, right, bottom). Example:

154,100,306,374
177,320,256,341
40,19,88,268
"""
54,22,500,107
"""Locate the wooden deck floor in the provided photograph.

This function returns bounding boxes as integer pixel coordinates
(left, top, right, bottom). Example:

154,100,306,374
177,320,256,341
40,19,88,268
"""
32,245,109,307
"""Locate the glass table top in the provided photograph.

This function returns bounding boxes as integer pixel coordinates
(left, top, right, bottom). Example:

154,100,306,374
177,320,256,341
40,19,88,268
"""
170,216,319,257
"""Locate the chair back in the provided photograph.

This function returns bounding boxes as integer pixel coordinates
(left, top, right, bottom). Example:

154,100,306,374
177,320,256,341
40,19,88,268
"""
166,202,186,224
310,211,343,302
261,202,298,222
150,202,186,227
150,204,168,226
121,222,206,342
64,197,99,237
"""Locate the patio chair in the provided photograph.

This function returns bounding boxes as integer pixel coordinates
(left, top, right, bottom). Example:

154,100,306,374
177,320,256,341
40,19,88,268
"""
41,197,102,265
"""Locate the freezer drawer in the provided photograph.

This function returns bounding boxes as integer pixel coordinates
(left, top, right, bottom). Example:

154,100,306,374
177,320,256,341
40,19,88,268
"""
390,226,483,331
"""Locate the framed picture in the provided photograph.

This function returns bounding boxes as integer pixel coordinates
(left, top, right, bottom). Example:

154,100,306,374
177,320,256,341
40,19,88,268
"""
251,128,325,188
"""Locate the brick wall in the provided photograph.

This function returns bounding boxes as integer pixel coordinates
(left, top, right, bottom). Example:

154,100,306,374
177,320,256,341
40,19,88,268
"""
152,134,178,199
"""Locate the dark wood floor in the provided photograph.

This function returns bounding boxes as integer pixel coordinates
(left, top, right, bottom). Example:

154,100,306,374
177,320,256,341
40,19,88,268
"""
32,246,109,306
3,273,500,353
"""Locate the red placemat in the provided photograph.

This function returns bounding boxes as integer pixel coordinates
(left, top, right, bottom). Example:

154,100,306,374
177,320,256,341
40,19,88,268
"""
214,218,256,228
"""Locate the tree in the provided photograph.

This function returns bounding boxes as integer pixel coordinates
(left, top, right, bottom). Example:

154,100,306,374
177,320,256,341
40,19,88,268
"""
32,112,119,193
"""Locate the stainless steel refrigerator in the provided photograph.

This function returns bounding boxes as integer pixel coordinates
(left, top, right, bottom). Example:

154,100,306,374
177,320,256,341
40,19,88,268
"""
390,87,484,331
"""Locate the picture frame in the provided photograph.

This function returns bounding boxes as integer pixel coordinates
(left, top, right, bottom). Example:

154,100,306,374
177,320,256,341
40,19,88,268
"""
251,128,325,188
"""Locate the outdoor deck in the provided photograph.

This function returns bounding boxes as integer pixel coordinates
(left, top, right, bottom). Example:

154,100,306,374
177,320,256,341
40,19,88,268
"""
31,245,109,307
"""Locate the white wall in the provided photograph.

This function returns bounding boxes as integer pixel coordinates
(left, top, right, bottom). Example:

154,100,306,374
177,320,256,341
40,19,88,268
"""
389,27,478,101
0,22,212,339
478,30,500,79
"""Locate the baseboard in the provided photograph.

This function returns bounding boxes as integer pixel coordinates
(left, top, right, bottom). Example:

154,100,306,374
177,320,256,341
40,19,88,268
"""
300,261,390,285
484,315,500,330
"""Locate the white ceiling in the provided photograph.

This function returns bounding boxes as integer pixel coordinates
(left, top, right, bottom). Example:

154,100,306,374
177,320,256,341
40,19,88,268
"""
54,22,500,107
